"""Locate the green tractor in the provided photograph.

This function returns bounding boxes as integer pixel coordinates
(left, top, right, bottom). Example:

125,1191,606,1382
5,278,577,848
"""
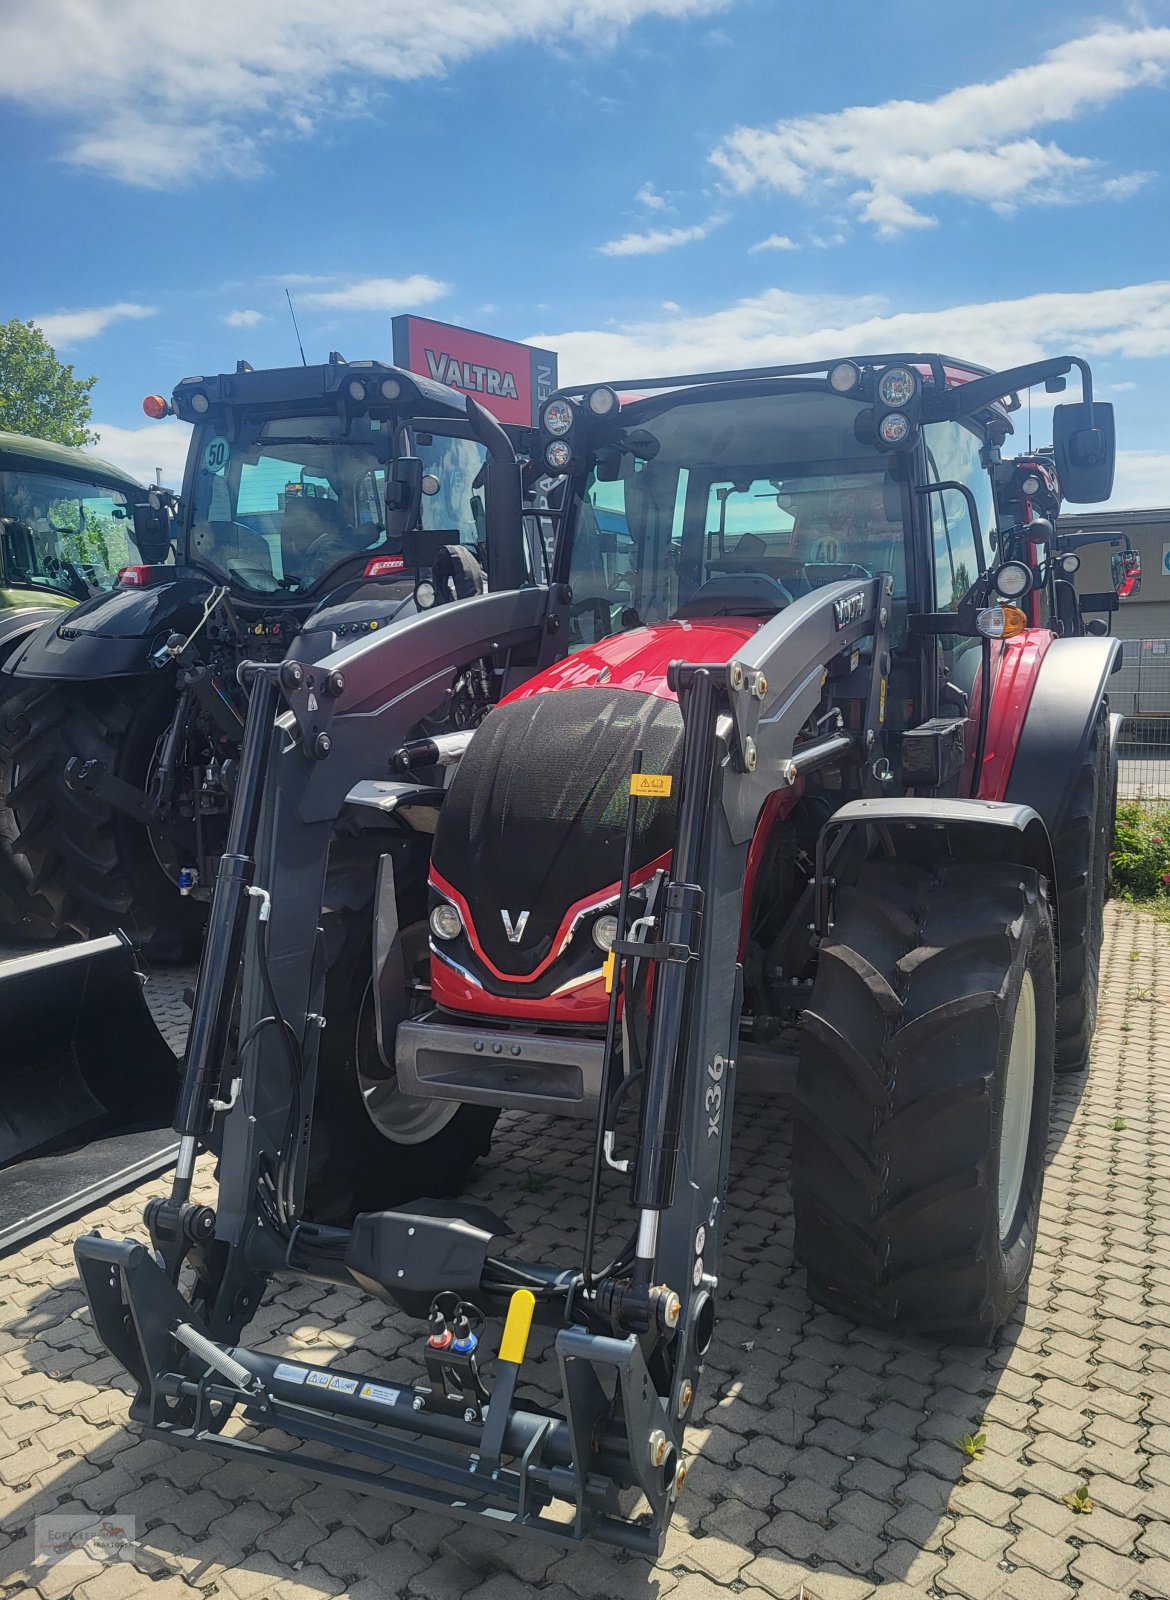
0,431,148,937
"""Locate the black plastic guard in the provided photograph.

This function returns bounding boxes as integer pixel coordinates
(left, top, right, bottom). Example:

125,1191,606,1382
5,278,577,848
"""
345,1204,504,1316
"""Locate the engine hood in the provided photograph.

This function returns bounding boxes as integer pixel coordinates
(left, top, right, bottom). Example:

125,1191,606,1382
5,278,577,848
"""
505,617,762,705
430,684,684,983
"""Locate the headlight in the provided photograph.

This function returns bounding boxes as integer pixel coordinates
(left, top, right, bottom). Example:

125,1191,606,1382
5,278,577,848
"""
542,399,575,436
380,378,401,400
828,361,861,394
877,411,911,446
347,379,367,402
587,385,619,417
1020,472,1043,496
877,366,917,407
430,903,463,941
994,560,1033,599
592,914,619,952
1058,552,1081,575
415,580,437,608
189,391,210,415
545,439,573,471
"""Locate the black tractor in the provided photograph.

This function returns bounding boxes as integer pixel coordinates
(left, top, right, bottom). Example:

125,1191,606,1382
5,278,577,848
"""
0,430,147,936
0,357,527,958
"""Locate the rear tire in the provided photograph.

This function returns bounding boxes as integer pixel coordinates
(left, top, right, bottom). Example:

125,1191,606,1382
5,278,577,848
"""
1052,710,1110,1074
305,904,498,1223
0,679,205,960
792,859,1056,1343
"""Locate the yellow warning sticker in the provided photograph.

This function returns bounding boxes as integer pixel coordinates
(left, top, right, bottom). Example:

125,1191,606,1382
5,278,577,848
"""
879,679,888,724
630,773,672,798
603,949,617,994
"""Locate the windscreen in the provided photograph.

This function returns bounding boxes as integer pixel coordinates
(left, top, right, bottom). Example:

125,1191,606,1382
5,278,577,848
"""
0,469,146,599
186,416,488,595
565,386,907,647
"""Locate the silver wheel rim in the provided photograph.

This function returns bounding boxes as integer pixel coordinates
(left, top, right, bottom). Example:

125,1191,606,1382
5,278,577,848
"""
355,980,460,1146
998,970,1037,1239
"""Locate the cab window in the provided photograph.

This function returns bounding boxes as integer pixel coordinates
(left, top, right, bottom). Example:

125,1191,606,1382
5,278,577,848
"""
923,422,994,611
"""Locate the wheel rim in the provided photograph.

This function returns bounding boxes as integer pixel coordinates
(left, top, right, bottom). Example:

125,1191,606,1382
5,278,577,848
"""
355,979,460,1145
999,970,1037,1239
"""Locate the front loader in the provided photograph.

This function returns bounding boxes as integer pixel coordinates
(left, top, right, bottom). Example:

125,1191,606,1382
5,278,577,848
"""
74,352,1121,1555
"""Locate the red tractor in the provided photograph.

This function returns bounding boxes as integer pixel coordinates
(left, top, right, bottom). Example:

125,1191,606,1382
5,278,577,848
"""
75,351,1122,1555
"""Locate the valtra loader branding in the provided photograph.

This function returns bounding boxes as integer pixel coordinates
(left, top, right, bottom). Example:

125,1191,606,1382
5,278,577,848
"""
392,315,557,427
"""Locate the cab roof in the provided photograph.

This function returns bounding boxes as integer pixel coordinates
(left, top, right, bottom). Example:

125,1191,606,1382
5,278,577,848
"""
0,430,144,491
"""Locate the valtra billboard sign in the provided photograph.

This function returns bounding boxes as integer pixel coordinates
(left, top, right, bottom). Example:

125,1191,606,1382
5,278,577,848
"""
391,316,557,428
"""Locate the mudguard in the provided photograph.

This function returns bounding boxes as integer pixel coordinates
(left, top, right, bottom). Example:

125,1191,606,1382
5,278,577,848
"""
1003,635,1120,839
819,796,1057,910
2,572,217,680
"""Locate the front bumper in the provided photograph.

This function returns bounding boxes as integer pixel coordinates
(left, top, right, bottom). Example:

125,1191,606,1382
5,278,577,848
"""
396,1011,606,1118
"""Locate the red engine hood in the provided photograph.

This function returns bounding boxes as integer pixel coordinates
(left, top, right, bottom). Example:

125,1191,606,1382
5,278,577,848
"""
503,618,763,705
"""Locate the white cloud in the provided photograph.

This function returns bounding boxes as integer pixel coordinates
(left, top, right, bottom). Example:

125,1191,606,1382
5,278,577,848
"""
529,279,1170,382
0,0,727,186
224,308,266,327
661,300,681,312
301,274,449,311
749,233,798,253
600,215,724,256
1111,451,1170,510
711,25,1170,235
636,183,668,211
88,419,191,490
34,302,156,346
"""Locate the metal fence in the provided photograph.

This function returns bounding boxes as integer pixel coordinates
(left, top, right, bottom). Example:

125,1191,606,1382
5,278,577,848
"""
1113,640,1170,805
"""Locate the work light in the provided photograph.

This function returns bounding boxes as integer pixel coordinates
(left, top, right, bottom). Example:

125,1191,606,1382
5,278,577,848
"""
877,366,918,407
430,903,463,941
545,439,573,471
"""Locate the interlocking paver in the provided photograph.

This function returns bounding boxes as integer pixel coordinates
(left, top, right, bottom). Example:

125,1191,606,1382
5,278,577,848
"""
1,903,1167,1599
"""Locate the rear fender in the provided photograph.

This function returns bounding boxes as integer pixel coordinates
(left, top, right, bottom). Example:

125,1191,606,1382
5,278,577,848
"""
1002,636,1120,837
818,796,1057,930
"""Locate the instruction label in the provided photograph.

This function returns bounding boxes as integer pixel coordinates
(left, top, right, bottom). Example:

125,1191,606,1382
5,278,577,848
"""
328,1376,359,1395
631,773,672,798
273,1363,309,1385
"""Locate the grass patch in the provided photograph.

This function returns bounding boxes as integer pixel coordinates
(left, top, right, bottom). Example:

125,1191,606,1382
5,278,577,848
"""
1113,801,1170,902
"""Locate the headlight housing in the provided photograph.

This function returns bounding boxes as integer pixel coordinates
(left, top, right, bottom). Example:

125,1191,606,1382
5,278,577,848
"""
876,365,918,407
545,439,573,472
592,914,619,952
430,903,463,941
542,399,575,436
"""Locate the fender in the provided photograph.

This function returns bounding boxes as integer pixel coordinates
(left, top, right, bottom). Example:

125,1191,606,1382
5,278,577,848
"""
820,796,1057,922
2,573,216,681
1002,635,1120,839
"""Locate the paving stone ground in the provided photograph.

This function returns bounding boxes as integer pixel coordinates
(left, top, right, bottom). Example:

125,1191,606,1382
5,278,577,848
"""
1,902,1168,1600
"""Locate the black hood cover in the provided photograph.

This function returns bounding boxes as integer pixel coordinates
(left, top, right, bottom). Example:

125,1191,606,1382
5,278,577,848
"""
431,687,683,977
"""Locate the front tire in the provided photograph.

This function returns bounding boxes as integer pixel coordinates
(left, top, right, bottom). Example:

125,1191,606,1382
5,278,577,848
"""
0,679,205,960
792,859,1056,1344
305,905,498,1223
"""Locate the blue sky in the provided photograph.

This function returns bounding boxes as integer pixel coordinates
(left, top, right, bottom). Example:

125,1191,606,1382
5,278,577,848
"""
2,0,1169,505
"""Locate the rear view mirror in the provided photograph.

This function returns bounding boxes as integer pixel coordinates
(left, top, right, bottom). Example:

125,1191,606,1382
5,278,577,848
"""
1053,401,1115,504
1112,547,1141,597
385,456,423,541
131,494,174,564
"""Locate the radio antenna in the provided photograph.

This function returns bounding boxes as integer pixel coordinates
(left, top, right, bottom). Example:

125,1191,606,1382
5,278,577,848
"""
285,290,308,367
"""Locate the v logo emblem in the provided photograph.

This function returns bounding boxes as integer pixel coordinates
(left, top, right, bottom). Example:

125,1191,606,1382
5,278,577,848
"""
500,909,529,943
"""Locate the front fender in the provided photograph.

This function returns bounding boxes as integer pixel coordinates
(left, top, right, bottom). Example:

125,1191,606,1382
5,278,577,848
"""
821,796,1057,918
1003,635,1120,837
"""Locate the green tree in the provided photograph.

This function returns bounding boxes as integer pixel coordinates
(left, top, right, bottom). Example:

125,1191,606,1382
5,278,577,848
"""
0,319,98,447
